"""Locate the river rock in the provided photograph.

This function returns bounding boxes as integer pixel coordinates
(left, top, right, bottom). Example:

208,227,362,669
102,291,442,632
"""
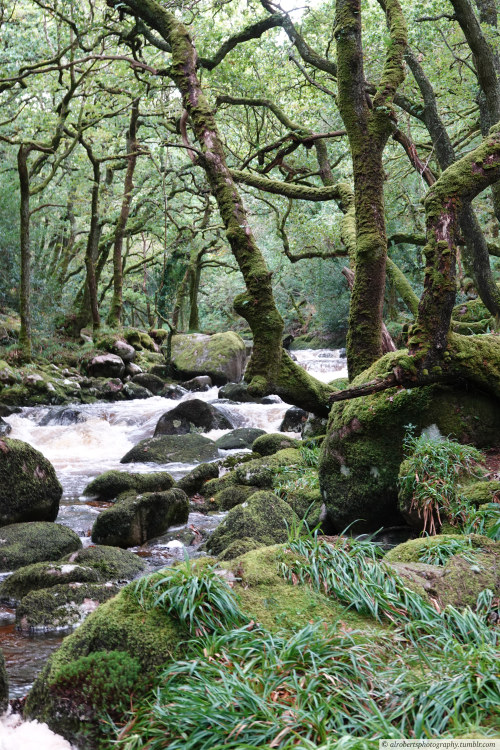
62,545,146,580
320,377,500,533
280,406,308,433
0,648,7,712
83,470,175,500
175,462,220,495
302,414,328,439
0,417,11,436
131,372,165,394
87,353,125,379
181,375,213,391
206,491,298,555
125,362,143,377
125,329,158,352
16,581,121,633
0,438,63,526
0,561,101,604
0,404,21,417
252,433,301,457
91,488,189,547
170,332,247,385
213,484,259,511
218,382,266,403
159,384,187,400
215,428,265,450
39,407,87,426
111,339,136,362
121,434,219,464
0,522,81,572
154,399,233,436
122,382,153,400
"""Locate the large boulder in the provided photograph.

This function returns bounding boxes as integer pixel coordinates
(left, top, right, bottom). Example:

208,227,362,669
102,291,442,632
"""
215,428,265,450
91,488,189,547
206,491,298,555
154,399,233,436
319,369,500,533
83,470,175,500
280,406,308,433
0,438,63,526
0,648,7,713
0,561,101,604
175,462,220,495
170,332,247,385
62,545,146,580
0,417,11,436
0,522,81,572
252,433,301,457
181,375,212,392
87,353,126,379
218,382,266,403
120,434,219,464
131,373,165,394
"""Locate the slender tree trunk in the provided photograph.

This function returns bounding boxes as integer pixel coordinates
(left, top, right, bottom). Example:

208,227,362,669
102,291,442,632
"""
108,99,140,326
17,145,32,359
81,142,102,331
188,263,201,331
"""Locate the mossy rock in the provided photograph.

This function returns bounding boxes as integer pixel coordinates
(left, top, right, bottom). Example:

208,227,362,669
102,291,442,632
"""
234,459,274,488
91,488,189,548
25,581,186,747
170,332,247,385
175,462,220,495
120,434,219,464
215,428,265,450
0,561,101,604
217,538,261,560
201,473,236,497
320,354,500,533
62,545,146,580
206,491,298,555
214,484,260,511
0,522,82,572
16,581,121,633
0,648,8,713
438,551,500,608
83,470,174,500
384,533,493,563
252,433,301,456
154,399,233,436
284,487,324,528
0,437,63,526
124,328,157,352
217,451,260,471
463,480,500,506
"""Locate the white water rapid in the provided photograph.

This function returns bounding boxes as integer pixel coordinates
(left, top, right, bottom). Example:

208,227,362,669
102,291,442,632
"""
0,348,347,748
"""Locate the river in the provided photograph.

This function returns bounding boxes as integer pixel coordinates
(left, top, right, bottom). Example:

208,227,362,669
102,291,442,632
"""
0,348,346,748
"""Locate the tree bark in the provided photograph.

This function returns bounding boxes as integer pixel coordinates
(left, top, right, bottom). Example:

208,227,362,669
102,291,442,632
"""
17,145,32,359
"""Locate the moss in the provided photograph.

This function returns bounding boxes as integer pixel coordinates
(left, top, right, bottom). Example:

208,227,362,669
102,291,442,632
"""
214,484,259,511
91,488,189,548
217,538,260,560
25,582,185,746
206,491,298,555
284,487,324,527
123,328,157,351
214,428,265,450
175,462,220,495
234,459,274,488
16,582,121,633
62,545,146,580
170,331,246,385
83,470,175,500
0,561,101,603
463,480,500,506
384,533,491,563
0,437,62,526
0,522,81,572
120,433,219,464
252,433,301,456
201,473,236,497
319,365,500,533
438,551,500,608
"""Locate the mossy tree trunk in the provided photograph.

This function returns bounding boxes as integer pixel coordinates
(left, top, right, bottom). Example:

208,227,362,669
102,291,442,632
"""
335,0,406,379
78,138,102,331
17,144,32,360
108,99,140,327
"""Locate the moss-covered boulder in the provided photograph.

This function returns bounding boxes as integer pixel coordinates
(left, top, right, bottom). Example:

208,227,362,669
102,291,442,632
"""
83,470,174,500
206,491,298,555
279,406,308,433
0,438,63,526
122,382,152,400
87,353,125,380
214,484,259,511
16,581,121,633
284,487,325,528
319,358,500,533
62,545,146,580
0,648,8,713
0,561,101,604
124,328,158,352
215,427,265,450
175,462,219,495
154,399,233,436
233,459,274,488
384,533,491,564
120,433,219,464
463,480,500,506
252,433,301,457
91,488,189,548
217,538,261,560
25,581,186,747
170,332,247,385
131,373,165,394
0,522,81,572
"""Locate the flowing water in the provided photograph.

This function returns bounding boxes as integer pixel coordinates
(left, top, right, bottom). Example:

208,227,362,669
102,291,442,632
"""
0,349,347,746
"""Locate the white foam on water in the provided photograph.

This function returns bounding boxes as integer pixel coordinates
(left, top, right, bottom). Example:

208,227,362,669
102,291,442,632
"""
0,710,77,750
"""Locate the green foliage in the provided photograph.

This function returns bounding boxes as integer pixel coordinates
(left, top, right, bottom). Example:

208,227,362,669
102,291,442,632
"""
133,560,249,636
398,427,484,534
416,537,477,566
462,503,500,541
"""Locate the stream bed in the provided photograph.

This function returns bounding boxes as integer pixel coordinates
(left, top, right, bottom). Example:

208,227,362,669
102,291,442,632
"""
0,349,346,745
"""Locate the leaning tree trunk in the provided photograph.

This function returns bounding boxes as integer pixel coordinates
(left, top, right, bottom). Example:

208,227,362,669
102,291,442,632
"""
117,0,332,413
17,145,32,360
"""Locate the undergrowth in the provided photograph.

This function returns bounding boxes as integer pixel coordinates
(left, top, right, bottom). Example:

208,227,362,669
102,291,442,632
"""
115,537,499,749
